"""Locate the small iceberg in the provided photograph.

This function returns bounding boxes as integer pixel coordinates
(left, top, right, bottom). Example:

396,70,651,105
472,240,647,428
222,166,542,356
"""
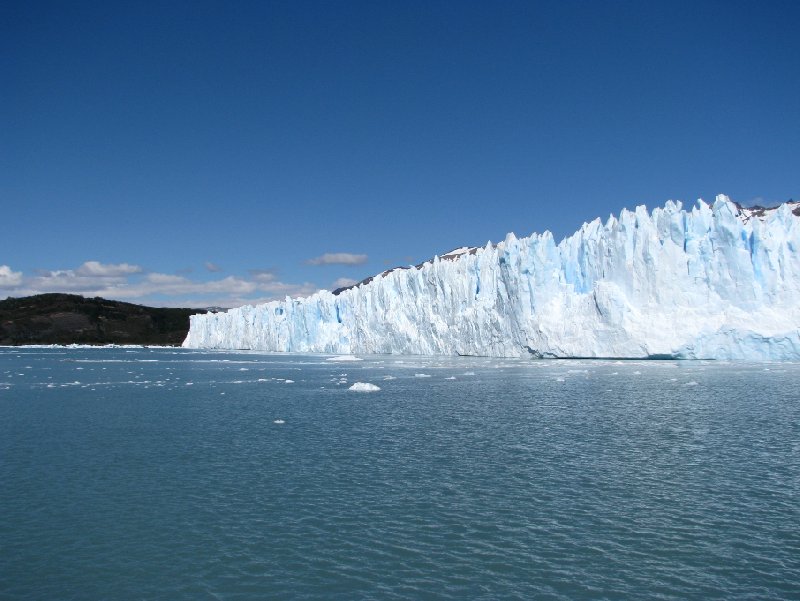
327,356,363,362
274,419,285,424
349,382,381,392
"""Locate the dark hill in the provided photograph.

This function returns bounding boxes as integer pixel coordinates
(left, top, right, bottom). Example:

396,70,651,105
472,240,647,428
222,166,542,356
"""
0,294,206,346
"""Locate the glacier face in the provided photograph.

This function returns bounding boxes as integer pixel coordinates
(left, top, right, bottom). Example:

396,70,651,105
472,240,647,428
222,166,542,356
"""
184,196,800,360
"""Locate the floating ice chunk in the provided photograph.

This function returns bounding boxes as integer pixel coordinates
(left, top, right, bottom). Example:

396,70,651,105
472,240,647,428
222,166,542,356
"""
414,373,431,378
382,375,396,380
274,419,285,424
684,381,698,386
556,377,566,382
445,376,456,380
284,379,294,384
463,372,475,376
349,382,381,392
327,356,363,362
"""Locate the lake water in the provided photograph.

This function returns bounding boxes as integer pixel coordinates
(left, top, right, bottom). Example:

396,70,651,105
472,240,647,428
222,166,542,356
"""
1,347,798,600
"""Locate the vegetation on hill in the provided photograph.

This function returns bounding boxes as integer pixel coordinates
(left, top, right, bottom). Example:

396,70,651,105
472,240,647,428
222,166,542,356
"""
0,294,206,345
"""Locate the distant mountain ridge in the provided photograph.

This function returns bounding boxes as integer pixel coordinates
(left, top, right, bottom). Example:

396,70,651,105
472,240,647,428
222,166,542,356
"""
0,293,205,346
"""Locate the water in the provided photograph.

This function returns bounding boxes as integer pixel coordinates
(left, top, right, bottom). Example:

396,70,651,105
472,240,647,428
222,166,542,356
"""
1,347,798,600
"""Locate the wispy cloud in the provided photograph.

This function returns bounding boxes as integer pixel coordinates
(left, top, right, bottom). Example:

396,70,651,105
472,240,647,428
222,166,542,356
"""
248,268,278,283
16,269,130,294
0,262,319,308
306,252,368,266
103,273,318,303
331,277,358,289
75,261,143,277
204,262,222,272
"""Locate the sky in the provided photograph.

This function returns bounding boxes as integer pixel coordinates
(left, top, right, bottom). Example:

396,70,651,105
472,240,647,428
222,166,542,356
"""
2,0,798,308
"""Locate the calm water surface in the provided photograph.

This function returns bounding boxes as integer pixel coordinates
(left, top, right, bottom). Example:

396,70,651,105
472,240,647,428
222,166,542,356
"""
1,347,798,600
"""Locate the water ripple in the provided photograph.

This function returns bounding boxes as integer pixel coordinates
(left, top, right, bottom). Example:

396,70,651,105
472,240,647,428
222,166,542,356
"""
1,349,798,599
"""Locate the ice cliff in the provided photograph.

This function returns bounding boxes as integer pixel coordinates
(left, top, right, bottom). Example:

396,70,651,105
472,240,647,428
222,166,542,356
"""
184,196,800,359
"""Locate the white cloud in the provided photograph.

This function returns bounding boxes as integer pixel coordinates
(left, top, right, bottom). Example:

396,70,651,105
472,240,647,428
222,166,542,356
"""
306,252,368,266
0,265,23,288
0,260,320,309
93,273,318,305
75,261,143,277
145,273,188,285
249,269,277,283
205,262,222,272
20,270,128,293
332,277,358,289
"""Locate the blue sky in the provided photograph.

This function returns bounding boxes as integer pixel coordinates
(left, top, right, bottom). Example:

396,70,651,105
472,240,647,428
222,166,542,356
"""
2,0,798,307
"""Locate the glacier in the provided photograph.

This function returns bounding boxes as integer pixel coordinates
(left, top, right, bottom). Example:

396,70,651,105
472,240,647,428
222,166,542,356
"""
183,196,800,360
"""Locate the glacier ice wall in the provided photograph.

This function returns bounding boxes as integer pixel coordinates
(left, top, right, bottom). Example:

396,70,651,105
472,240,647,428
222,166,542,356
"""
184,196,800,359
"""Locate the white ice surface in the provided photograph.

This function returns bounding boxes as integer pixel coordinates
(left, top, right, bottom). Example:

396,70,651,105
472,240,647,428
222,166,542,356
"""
349,382,381,392
184,196,800,360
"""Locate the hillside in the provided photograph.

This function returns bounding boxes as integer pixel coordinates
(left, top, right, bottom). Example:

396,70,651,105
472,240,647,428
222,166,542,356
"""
0,294,206,346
